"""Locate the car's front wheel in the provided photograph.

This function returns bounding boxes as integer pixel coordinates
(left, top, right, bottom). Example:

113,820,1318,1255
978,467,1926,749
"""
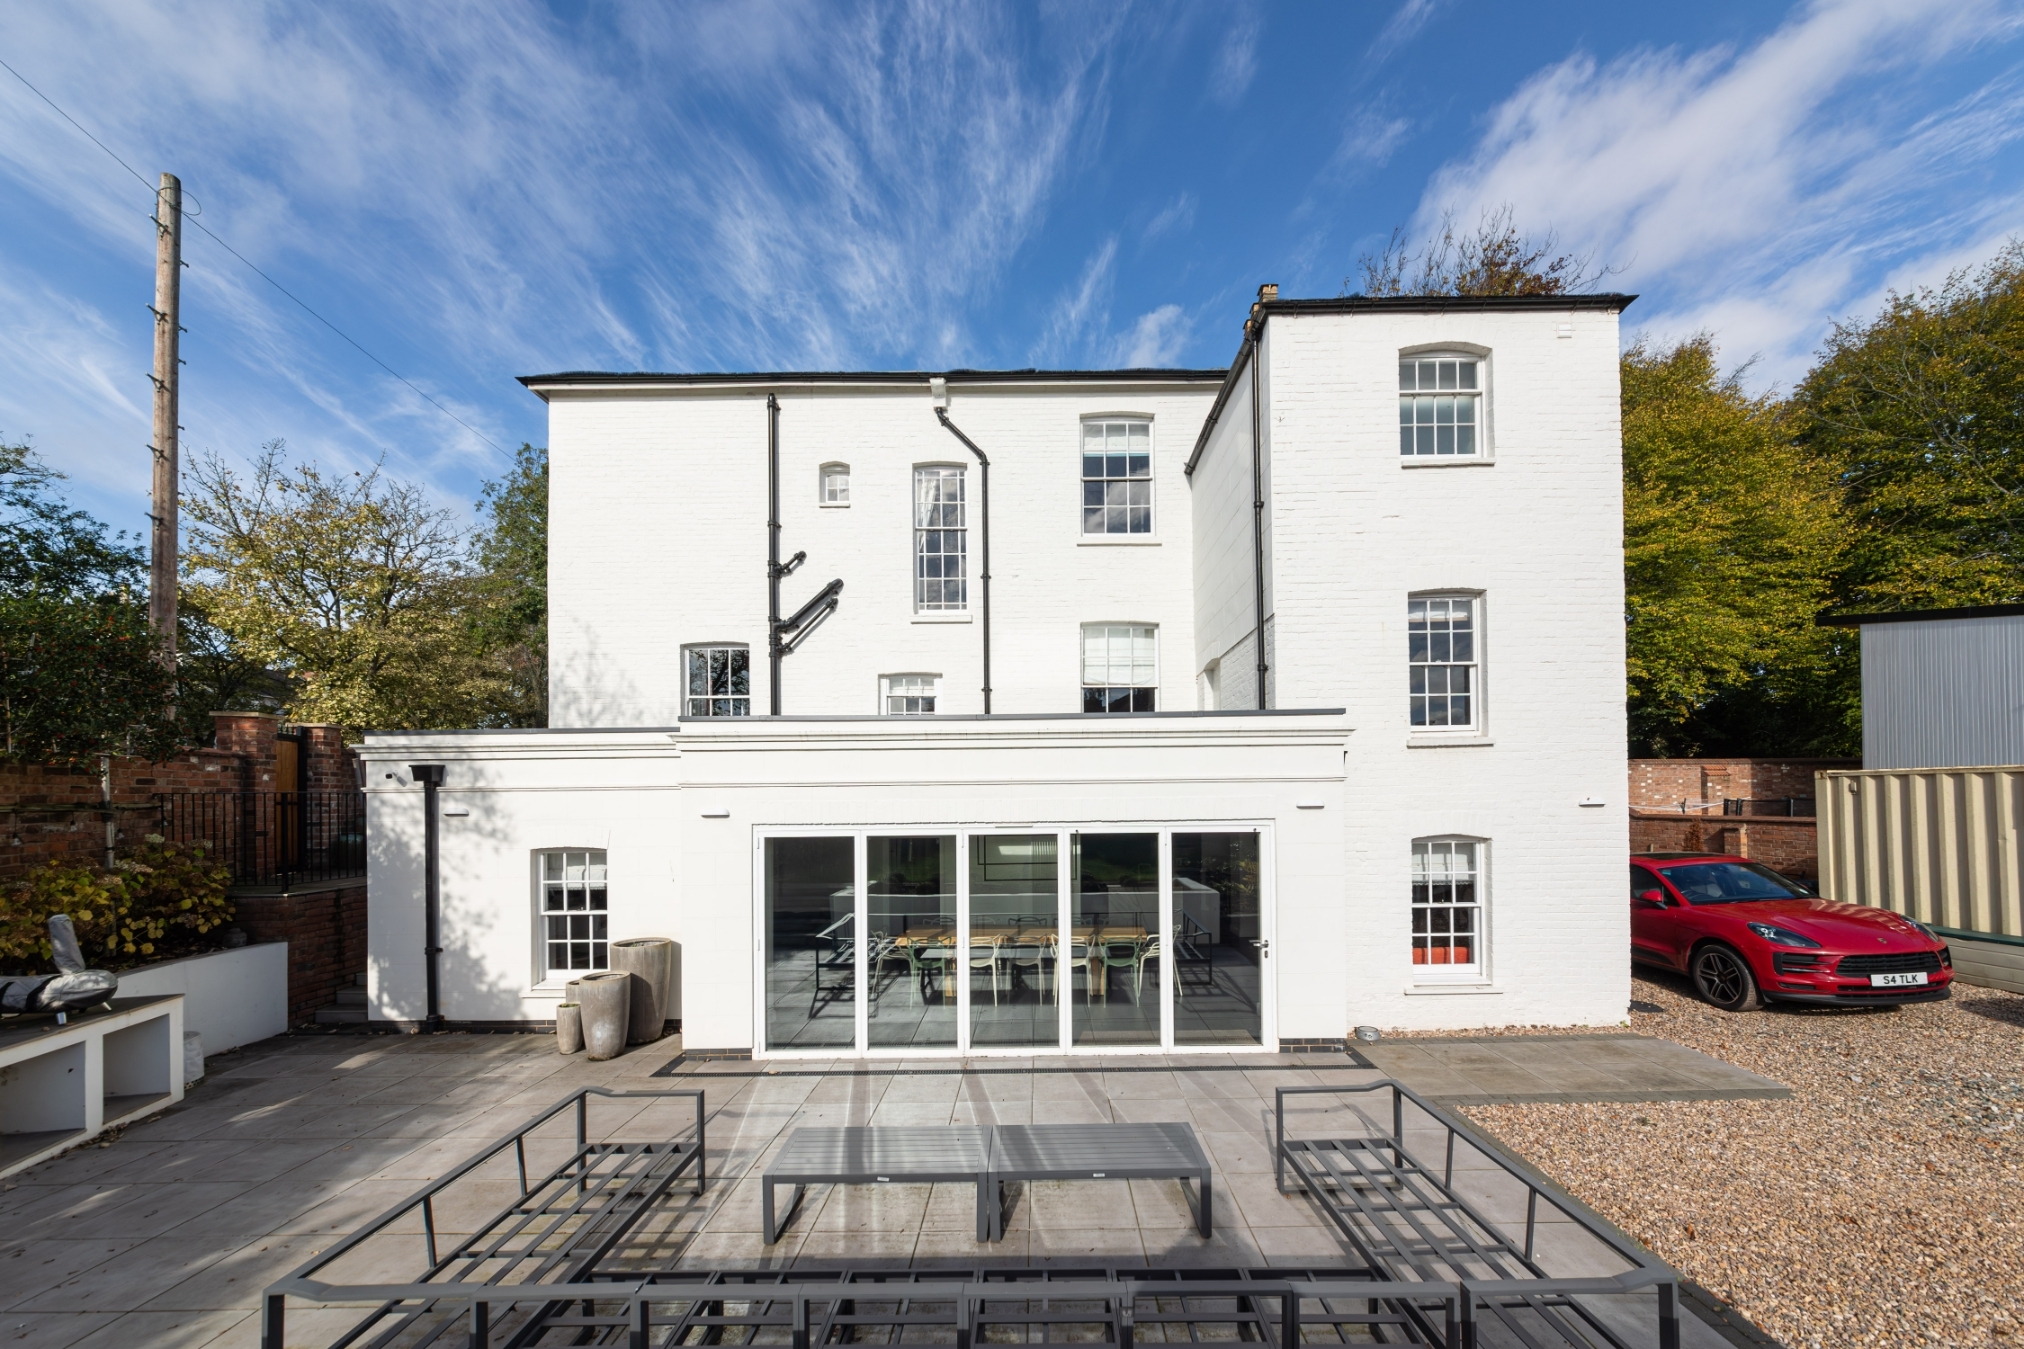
1691,944,1763,1012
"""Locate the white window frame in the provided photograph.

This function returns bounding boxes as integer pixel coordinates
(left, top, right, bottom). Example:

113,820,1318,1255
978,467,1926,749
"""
1399,348,1489,464
538,848,609,982
1081,623,1158,713
1080,417,1155,538
1411,836,1486,980
820,462,850,506
684,644,751,717
1408,594,1481,735
913,465,968,613
880,673,939,716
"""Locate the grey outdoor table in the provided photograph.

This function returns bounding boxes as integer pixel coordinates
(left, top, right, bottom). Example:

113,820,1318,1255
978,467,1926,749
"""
762,1125,991,1243
988,1122,1213,1240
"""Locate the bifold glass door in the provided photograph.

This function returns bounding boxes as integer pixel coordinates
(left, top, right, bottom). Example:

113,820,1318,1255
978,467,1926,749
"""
761,828,1266,1055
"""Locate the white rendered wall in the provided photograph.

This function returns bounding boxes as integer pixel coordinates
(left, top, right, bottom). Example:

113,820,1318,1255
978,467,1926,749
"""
359,719,1349,1046
1189,350,1274,712
1261,306,1630,1028
546,380,1218,725
116,942,287,1054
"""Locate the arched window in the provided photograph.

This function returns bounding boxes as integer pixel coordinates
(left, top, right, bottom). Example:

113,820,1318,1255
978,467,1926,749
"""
820,463,850,505
1399,352,1483,457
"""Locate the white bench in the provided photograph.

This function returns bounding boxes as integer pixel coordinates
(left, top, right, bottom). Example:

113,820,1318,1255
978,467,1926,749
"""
0,995,185,1179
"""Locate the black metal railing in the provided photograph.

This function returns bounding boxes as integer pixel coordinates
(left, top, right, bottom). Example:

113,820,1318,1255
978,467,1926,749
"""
1722,796,1816,817
154,791,366,887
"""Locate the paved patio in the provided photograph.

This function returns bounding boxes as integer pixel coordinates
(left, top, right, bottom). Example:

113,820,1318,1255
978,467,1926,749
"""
0,1032,1747,1348
1357,1032,1792,1104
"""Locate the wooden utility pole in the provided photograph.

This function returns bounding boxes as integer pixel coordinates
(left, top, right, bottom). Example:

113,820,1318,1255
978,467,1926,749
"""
148,172,181,663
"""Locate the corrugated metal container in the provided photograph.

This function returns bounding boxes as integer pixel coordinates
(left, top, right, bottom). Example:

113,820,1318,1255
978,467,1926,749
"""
1856,612,2024,769
1817,766,2024,993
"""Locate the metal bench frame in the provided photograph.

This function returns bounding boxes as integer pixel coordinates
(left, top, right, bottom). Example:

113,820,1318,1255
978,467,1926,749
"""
1276,1079,1680,1349
987,1121,1211,1240
259,1086,704,1349
762,1125,992,1244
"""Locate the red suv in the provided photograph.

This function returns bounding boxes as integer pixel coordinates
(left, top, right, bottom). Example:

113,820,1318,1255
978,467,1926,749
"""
1630,853,1953,1012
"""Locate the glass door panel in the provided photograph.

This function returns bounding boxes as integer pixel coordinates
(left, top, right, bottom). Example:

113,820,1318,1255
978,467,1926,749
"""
763,836,857,1051
968,834,1059,1048
867,836,958,1049
1172,832,1264,1046
1070,833,1160,1046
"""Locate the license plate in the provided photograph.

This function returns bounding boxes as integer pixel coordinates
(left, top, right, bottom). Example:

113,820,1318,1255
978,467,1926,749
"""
1870,971,1927,988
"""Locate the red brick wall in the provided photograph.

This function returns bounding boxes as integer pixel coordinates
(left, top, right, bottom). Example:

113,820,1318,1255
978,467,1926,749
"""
1627,758,1857,811
1630,811,1822,881
0,713,359,882
234,883,367,1023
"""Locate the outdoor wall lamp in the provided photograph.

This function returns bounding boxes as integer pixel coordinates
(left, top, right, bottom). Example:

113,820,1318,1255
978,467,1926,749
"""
409,764,446,1030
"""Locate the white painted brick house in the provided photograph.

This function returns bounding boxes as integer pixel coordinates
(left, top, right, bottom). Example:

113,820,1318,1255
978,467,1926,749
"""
359,288,1635,1056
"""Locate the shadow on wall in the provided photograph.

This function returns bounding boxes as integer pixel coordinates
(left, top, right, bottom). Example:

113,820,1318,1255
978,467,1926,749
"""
550,627,656,727
372,775,530,1024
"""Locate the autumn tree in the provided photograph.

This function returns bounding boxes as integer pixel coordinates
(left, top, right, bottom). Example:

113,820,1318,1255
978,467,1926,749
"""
1621,340,1849,755
1798,241,2024,612
1350,205,1611,298
183,442,512,735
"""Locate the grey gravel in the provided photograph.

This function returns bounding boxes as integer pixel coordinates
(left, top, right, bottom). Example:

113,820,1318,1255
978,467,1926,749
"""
1433,971,2024,1348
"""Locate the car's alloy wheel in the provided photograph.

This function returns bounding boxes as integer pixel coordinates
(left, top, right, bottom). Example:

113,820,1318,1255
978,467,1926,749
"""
1691,944,1762,1012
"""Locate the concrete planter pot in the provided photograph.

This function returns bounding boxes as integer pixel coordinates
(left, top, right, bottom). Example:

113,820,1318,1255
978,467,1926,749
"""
555,1002,583,1054
610,938,674,1044
574,972,631,1060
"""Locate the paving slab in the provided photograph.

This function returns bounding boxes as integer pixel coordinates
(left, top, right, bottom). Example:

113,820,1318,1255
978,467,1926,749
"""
1356,1032,1790,1103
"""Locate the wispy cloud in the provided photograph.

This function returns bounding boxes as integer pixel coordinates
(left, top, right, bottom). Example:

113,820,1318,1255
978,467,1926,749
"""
1143,193,1197,243
1033,237,1118,363
1412,0,2024,380
1209,3,1263,106
1106,305,1191,367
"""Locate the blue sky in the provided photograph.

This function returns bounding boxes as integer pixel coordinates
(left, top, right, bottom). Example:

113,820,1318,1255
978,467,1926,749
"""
4,0,2022,539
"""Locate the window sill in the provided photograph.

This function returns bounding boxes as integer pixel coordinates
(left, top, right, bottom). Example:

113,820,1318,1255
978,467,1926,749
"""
1077,536,1162,546
1401,457,1494,469
1407,735,1493,748
1403,981,1500,995
912,613,973,624
819,502,850,509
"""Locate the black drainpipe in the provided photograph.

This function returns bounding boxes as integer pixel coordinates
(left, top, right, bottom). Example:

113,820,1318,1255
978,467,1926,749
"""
766,394,783,715
1249,331,1268,709
933,402,992,714
1245,284,1276,709
408,763,445,1030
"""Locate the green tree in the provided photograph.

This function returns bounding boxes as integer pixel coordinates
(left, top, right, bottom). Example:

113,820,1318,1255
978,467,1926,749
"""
183,441,510,736
470,443,547,726
1621,341,1850,755
1799,240,2024,612
0,441,181,765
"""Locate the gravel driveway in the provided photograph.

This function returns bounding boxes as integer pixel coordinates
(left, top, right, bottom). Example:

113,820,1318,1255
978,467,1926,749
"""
1453,971,2023,1349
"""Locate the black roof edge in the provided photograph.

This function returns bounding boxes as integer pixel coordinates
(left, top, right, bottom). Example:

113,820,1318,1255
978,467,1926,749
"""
1261,292,1637,315
1818,602,2024,627
518,368,1229,390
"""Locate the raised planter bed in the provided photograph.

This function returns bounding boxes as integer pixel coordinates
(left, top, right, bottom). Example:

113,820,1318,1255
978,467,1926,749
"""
115,941,287,1059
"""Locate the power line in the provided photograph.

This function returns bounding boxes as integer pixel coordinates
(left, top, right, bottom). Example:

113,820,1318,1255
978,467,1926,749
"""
0,54,506,455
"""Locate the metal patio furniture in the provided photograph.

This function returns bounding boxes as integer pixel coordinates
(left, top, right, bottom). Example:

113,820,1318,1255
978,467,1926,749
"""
968,935,1003,1004
986,1121,1212,1241
762,1125,992,1244
808,913,857,1017
1276,1079,1681,1349
257,1085,704,1349
1099,934,1145,1002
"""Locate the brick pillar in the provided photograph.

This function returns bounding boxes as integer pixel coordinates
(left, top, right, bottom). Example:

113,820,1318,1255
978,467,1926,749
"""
210,712,280,790
298,724,356,792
